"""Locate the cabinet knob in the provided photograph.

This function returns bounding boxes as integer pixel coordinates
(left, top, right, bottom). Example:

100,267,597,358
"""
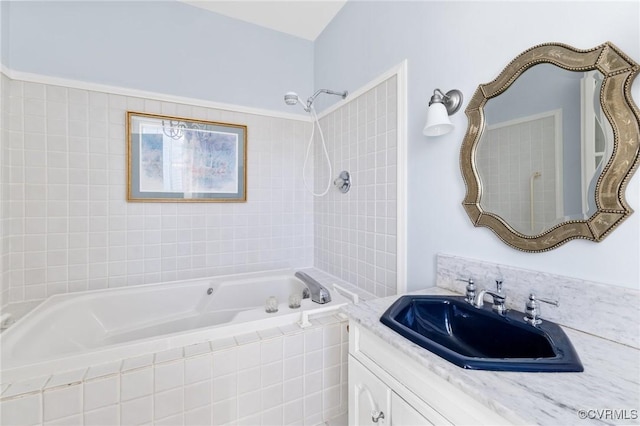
371,410,385,423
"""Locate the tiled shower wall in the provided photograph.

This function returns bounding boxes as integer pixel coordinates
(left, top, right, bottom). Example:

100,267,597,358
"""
314,76,398,297
1,73,9,306
0,72,315,306
477,115,558,235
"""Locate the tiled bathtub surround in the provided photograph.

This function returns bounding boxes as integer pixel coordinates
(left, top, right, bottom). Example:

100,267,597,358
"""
0,72,315,306
314,76,398,298
1,73,11,307
0,315,348,426
436,253,640,348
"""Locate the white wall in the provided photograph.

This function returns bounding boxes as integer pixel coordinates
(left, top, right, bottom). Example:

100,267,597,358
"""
4,1,313,114
0,1,9,67
314,1,640,291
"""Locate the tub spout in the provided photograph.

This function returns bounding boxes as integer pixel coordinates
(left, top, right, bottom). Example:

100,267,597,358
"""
295,271,332,304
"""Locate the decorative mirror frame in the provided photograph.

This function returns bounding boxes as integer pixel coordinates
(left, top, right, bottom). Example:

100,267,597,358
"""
461,42,640,252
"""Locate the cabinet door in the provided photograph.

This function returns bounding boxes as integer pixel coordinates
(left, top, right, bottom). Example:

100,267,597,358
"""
349,357,391,425
391,392,434,425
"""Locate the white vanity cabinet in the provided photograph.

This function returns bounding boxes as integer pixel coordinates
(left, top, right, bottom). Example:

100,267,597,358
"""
349,355,434,425
348,322,518,426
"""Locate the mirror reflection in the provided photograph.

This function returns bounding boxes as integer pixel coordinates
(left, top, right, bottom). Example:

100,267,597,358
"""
461,42,640,252
476,64,613,235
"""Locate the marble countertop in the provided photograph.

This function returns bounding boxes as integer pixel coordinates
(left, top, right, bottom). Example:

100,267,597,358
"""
343,287,640,426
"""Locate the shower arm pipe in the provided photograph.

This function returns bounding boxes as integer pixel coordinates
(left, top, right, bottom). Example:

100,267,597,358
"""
306,89,348,110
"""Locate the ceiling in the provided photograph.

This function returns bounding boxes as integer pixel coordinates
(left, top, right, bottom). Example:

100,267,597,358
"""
181,1,347,41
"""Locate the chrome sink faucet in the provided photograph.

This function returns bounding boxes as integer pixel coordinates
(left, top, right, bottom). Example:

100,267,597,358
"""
474,280,507,314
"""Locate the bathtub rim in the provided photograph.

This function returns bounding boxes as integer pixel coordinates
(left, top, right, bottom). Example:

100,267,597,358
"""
0,268,349,384
3,268,302,331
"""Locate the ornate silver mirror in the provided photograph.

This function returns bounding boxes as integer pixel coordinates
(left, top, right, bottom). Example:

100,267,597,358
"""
461,42,640,252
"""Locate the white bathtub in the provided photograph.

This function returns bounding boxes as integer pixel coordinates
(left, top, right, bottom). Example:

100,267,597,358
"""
0,269,350,383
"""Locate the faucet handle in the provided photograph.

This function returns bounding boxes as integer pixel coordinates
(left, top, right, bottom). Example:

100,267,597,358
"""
495,279,504,293
524,293,558,326
457,278,476,304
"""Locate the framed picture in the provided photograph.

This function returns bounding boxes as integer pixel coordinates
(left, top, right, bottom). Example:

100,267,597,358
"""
126,111,247,202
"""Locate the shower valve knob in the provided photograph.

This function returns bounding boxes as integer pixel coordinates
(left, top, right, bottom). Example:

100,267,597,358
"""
334,171,351,193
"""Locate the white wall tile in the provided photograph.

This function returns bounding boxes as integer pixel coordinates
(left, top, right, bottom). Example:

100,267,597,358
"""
212,348,237,377
120,395,152,425
261,361,283,387
0,393,42,426
284,355,304,381
304,392,323,422
44,413,83,426
283,377,304,402
154,413,184,426
84,376,119,412
304,327,323,352
184,405,211,426
212,398,237,425
237,342,260,369
154,388,184,420
261,383,283,411
283,399,304,425
43,384,82,422
84,405,119,426
212,374,236,403
154,360,184,392
237,367,261,395
237,389,261,419
184,354,212,385
304,350,323,374
262,406,284,426
120,368,153,401
184,380,211,411
261,338,283,364
284,333,304,358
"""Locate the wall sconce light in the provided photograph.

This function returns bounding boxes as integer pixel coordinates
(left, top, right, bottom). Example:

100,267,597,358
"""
423,88,463,137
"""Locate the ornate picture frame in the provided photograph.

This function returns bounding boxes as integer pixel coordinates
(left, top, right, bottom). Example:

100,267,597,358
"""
127,111,247,202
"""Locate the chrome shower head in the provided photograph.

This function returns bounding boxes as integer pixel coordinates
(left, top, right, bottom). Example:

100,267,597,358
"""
284,92,301,106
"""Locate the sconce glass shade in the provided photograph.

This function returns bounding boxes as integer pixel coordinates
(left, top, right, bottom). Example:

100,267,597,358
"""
423,102,454,136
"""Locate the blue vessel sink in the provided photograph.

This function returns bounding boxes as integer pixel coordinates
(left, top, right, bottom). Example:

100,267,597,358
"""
380,295,583,372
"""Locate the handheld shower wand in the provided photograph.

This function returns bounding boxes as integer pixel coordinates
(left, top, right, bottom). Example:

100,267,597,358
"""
283,88,349,196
